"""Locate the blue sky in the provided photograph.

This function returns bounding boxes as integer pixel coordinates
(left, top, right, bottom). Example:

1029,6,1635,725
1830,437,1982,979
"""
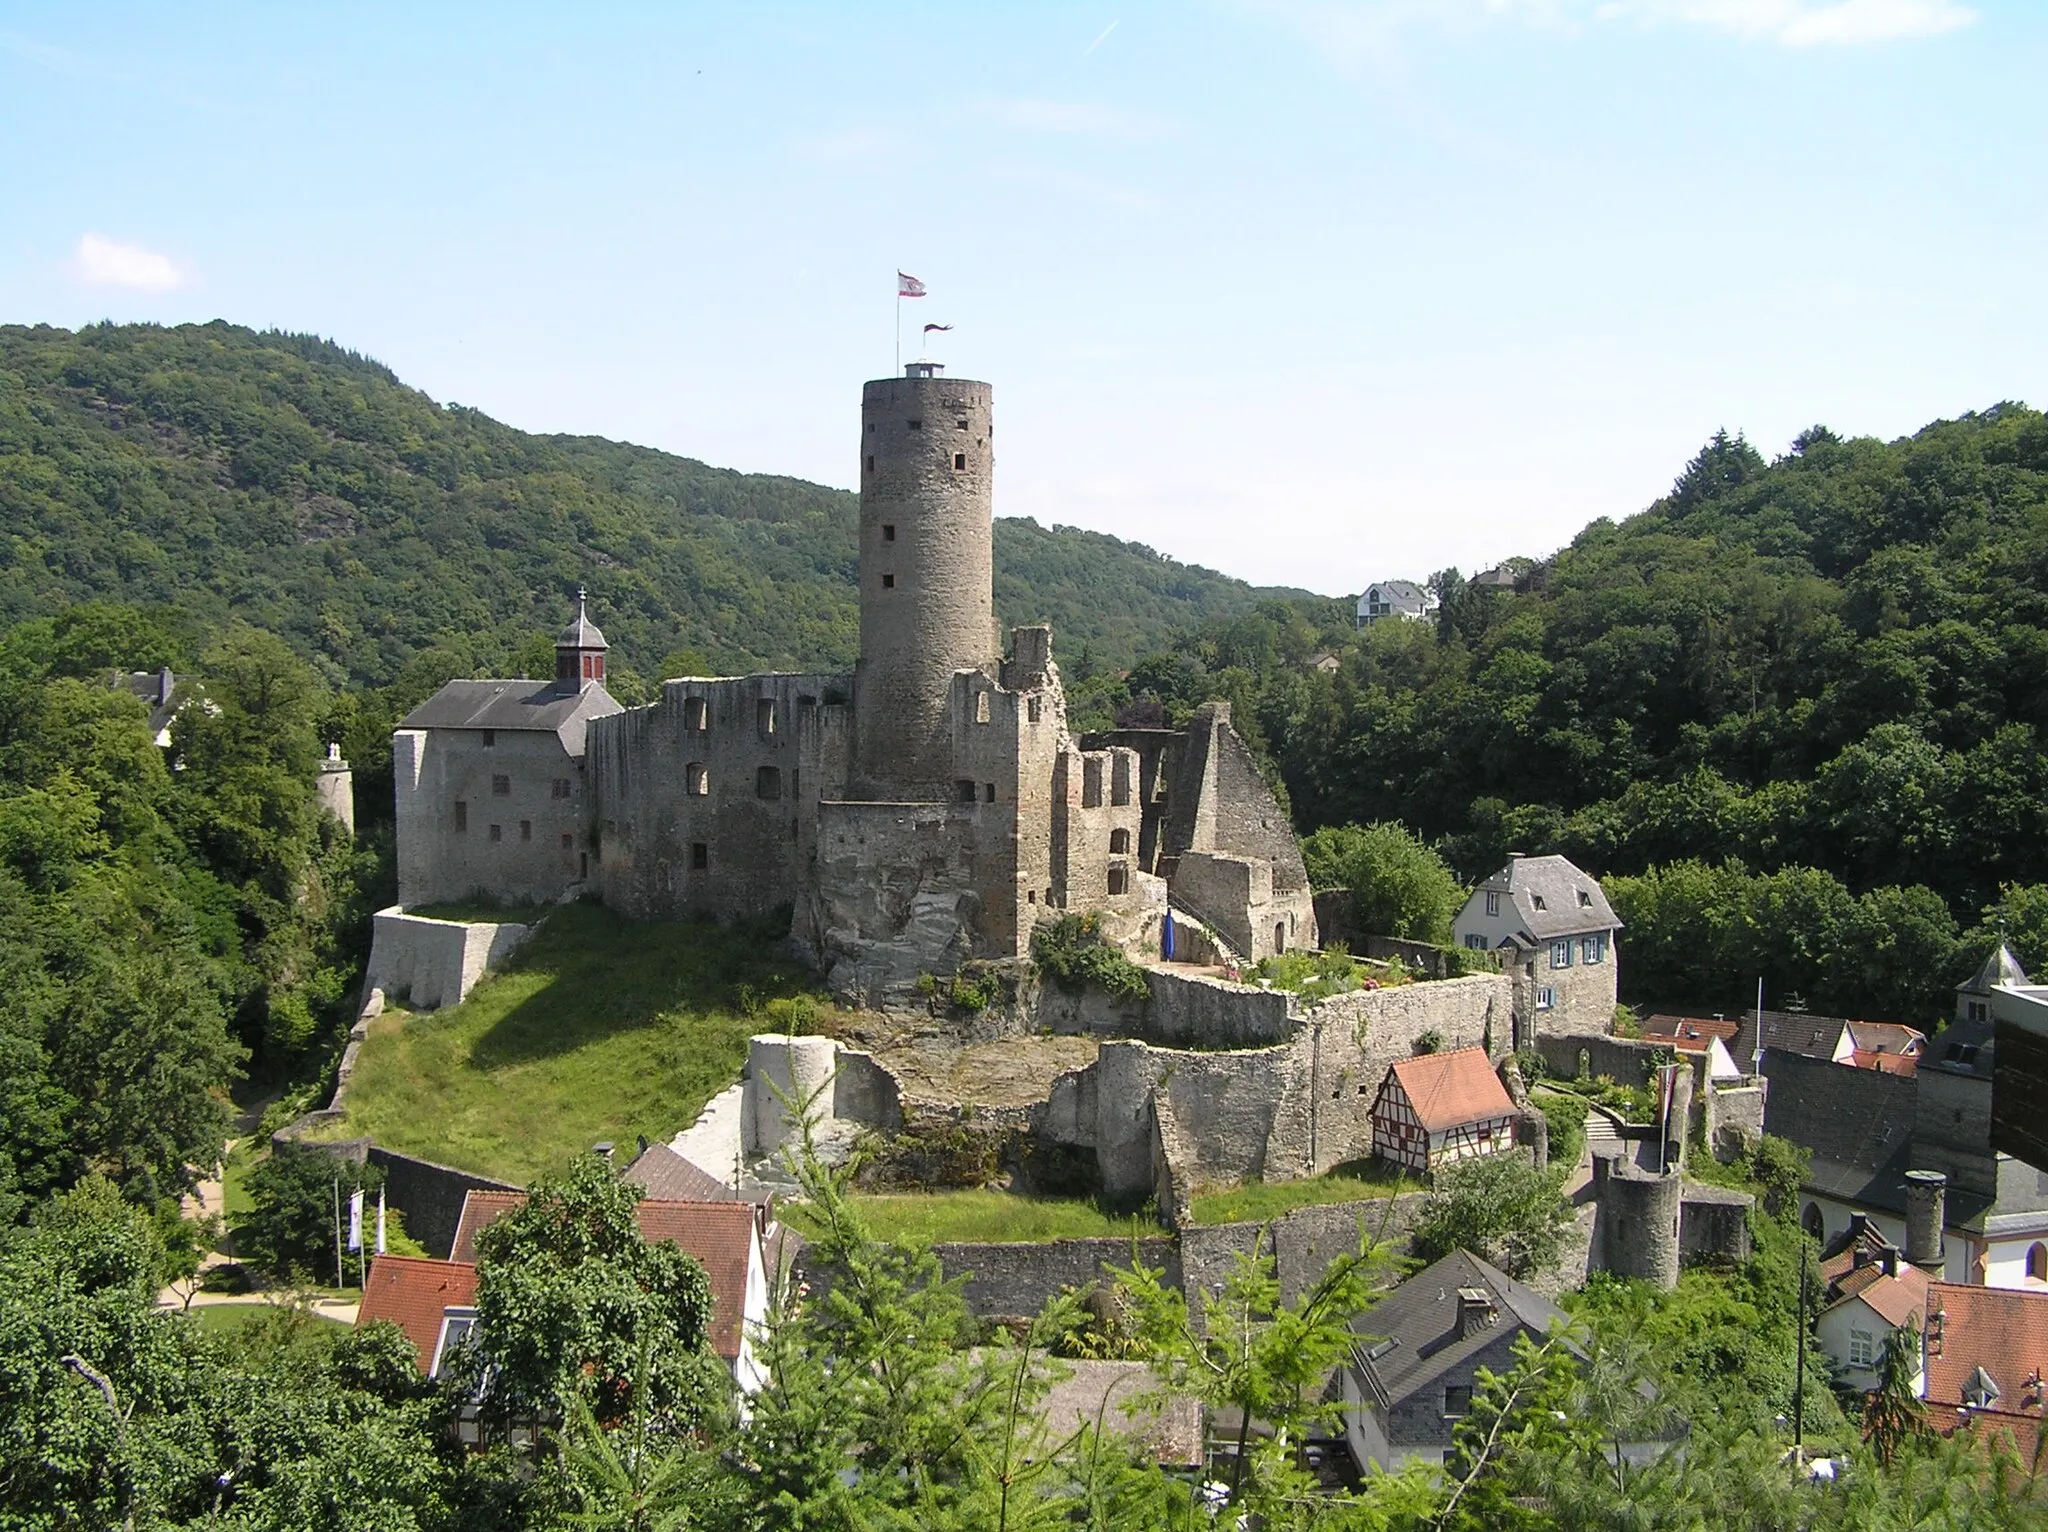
4,1,2043,593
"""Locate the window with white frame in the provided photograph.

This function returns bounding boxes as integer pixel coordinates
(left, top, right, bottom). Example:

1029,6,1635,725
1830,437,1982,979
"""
1484,891,1500,917
1551,940,1573,969
1465,934,1487,951
1535,986,1555,1011
431,1308,478,1378
1581,933,1606,964
1848,1328,1877,1367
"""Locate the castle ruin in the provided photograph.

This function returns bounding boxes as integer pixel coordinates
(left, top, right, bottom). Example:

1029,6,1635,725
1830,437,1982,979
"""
393,363,1313,998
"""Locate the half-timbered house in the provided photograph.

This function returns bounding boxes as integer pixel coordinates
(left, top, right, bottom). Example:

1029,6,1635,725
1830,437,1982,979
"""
1370,1047,1519,1175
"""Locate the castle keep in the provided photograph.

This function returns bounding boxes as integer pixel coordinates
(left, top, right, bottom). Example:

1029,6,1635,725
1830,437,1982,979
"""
395,364,1314,997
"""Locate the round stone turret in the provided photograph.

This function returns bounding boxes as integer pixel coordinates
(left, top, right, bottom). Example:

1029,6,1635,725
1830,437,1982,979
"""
853,364,997,797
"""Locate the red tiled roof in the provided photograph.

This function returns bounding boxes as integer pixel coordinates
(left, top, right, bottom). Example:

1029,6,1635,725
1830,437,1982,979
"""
1823,1260,1929,1329
1850,1048,1920,1077
357,1255,478,1374
1641,1014,1741,1054
1926,1282,2048,1416
1385,1048,1517,1134
451,1190,760,1362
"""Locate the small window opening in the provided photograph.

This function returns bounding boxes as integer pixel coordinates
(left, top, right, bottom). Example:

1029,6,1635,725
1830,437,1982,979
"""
691,841,708,870
882,524,895,541
579,851,589,879
1027,890,1037,904
2029,1243,2048,1282
758,698,777,736
1110,828,1131,854
1027,696,1042,723
489,824,502,843
1111,755,1132,806
907,418,922,431
481,729,495,747
953,453,967,470
956,779,978,803
560,832,573,849
865,455,874,472
956,418,968,430
975,692,990,724
882,574,895,589
520,820,532,841
684,697,708,730
1082,759,1103,808
984,782,996,802
454,800,468,832
1275,922,1287,953
1108,867,1129,896
757,765,782,800
492,774,511,796
686,762,709,796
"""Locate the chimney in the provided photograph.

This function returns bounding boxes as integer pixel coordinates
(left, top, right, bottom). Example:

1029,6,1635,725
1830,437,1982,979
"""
1880,1249,1900,1278
1905,1170,1947,1268
1454,1287,1498,1340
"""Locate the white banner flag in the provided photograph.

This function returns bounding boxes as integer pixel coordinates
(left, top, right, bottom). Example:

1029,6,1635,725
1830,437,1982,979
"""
376,1189,387,1255
347,1188,364,1252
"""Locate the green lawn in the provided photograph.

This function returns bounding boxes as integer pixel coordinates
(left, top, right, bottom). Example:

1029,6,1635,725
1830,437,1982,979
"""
322,903,830,1184
182,1302,349,1335
786,1189,1161,1245
1188,1159,1413,1227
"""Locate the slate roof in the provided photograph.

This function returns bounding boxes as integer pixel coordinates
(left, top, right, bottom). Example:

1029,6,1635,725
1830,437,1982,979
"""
1925,1282,2048,1416
1383,1048,1517,1134
1924,1016,1996,1080
622,1142,766,1204
358,1255,479,1374
1733,1010,1848,1064
1350,1250,1568,1413
1366,580,1427,604
398,678,620,753
450,1190,761,1363
1960,944,2030,995
556,592,608,651
1760,1050,1918,1211
1474,854,1620,941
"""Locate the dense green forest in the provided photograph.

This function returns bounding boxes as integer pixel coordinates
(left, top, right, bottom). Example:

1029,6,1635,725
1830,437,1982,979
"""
1075,412,2048,1023
0,321,1296,689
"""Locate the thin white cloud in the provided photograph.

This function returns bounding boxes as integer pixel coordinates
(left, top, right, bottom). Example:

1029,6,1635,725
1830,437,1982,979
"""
979,97,1174,139
794,127,900,165
70,234,187,291
1243,0,1975,53
1597,0,1978,44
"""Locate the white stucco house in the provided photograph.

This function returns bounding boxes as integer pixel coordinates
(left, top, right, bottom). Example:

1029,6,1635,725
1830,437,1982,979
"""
1355,580,1432,627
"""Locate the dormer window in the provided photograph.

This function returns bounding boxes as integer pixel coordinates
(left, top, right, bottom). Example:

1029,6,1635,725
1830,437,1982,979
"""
1577,889,1592,907
1531,893,1547,911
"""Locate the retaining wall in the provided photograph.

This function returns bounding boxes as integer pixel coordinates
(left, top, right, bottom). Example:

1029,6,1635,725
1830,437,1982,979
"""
361,906,532,1012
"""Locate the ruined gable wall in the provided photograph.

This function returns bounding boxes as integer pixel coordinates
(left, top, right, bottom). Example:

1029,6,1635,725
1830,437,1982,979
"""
586,673,843,921
393,726,587,908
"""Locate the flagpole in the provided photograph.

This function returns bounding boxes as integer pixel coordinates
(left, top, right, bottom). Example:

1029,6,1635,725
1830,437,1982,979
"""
895,285,901,376
332,1177,344,1289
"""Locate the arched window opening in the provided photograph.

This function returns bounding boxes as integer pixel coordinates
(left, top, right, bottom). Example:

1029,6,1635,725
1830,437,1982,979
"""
1109,828,1132,854
1803,1203,1826,1242
686,762,709,796
2028,1242,2048,1282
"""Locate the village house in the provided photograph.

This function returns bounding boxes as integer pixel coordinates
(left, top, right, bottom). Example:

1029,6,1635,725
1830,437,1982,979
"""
1814,1226,1931,1396
1340,1249,1680,1473
1730,1009,1927,1076
1639,1014,1746,1081
1368,1048,1519,1176
1451,853,1620,1045
448,1188,776,1394
1354,579,1431,627
357,1255,481,1382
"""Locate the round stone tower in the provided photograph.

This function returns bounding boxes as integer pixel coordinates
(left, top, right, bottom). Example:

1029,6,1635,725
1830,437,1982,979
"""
853,362,997,796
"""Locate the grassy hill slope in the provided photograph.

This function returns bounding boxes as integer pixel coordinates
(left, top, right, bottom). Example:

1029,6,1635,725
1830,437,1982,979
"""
0,321,1298,687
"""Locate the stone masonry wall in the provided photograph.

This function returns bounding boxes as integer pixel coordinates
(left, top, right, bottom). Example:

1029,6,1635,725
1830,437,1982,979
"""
587,673,843,922
394,727,589,908
361,907,532,1012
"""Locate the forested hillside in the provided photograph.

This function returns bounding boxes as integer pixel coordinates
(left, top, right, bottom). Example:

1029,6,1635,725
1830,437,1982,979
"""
1084,412,2048,1021
0,321,1292,690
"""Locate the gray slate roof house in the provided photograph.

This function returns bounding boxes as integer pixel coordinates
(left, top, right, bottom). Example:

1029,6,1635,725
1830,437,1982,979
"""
1356,580,1431,626
1341,1250,1574,1471
397,678,621,753
1457,854,1621,944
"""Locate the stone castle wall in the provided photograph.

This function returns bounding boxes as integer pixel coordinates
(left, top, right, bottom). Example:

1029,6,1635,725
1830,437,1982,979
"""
587,673,844,921
394,727,589,908
361,906,533,1012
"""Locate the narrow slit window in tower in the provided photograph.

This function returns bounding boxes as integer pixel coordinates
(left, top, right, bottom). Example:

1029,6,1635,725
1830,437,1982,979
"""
984,782,996,802
975,692,990,724
1082,758,1103,808
489,824,502,843
953,453,966,470
758,698,776,736
756,766,782,800
691,842,708,870
882,524,895,541
1027,696,1042,723
1112,756,1132,806
520,820,532,841
454,800,467,832
560,832,573,849
866,455,874,472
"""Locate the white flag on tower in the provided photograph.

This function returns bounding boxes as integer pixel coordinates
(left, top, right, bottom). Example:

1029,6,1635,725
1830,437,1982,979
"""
376,1189,387,1255
897,271,926,297
347,1188,364,1252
